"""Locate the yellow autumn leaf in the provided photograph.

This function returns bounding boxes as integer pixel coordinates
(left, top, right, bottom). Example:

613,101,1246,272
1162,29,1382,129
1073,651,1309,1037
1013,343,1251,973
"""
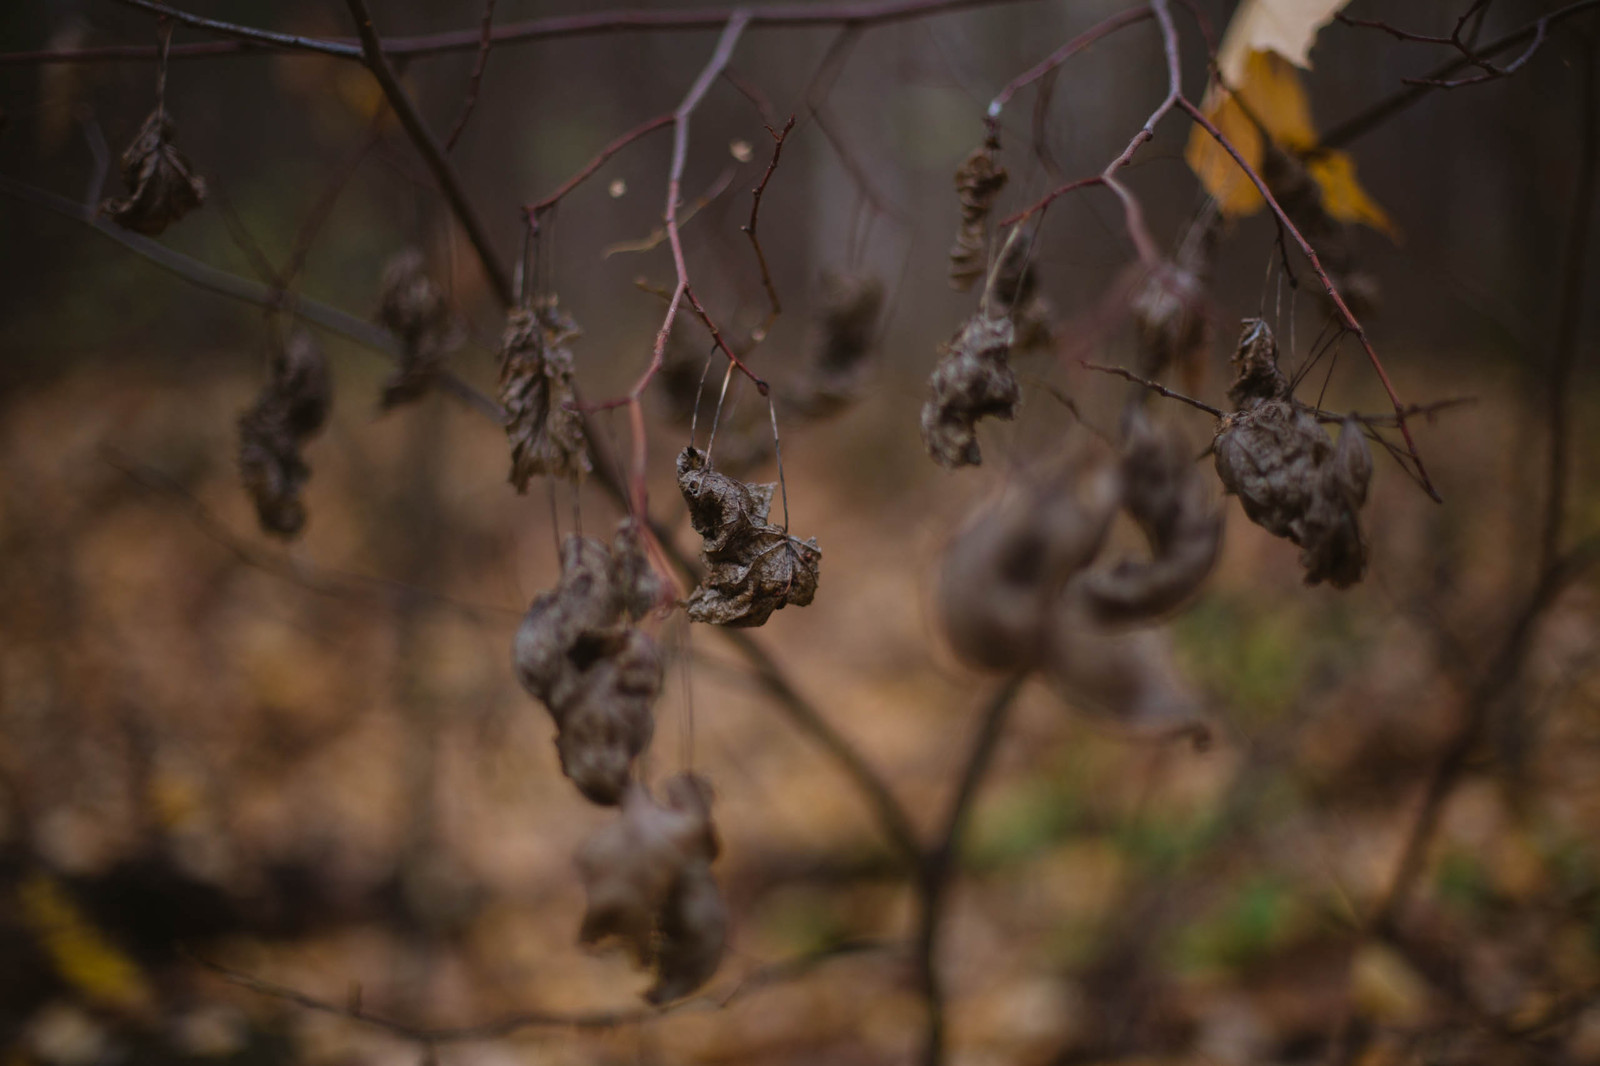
1184,0,1394,237
17,873,155,1015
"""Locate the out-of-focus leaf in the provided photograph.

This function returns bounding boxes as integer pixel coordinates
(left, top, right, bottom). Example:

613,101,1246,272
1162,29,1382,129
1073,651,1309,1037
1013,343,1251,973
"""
18,875,153,1015
1185,0,1394,237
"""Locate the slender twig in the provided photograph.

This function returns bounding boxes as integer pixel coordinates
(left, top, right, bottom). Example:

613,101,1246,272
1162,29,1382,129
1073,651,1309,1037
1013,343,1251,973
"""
985,6,1153,121
342,0,514,308
1540,39,1597,571
20,0,1052,66
914,675,1027,1066
1080,362,1225,418
0,175,502,421
524,113,674,216
1321,0,1600,149
444,0,497,152
744,116,796,330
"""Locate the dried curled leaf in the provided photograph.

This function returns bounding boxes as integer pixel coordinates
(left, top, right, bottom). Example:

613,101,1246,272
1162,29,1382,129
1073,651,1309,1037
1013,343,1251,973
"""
783,272,885,419
1043,587,1210,745
500,301,591,489
676,448,820,627
921,311,1020,469
376,249,459,408
949,142,1008,291
1213,319,1372,587
993,235,1054,354
1080,408,1222,623
237,330,331,538
100,110,207,236
1132,209,1220,380
575,774,727,1002
937,462,1122,672
513,532,663,803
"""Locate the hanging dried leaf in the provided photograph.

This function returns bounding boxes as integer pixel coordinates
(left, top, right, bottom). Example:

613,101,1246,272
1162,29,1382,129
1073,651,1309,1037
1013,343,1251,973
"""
992,235,1054,354
1260,141,1380,316
100,110,207,236
783,272,885,419
676,448,820,627
1213,319,1372,587
937,462,1122,672
237,329,331,538
499,301,591,489
949,142,1008,291
513,535,662,804
575,774,726,1002
375,249,459,408
1081,409,1222,623
921,311,1020,469
1043,587,1210,744
1132,209,1220,381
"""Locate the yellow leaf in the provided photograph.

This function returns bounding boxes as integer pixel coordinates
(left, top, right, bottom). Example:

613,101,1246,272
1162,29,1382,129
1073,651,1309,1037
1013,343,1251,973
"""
17,874,154,1015
1306,151,1397,237
1184,48,1393,237
1217,0,1351,84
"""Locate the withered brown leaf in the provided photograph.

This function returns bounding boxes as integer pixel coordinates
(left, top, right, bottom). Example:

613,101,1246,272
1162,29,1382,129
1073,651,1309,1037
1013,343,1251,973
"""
1080,408,1222,623
513,533,663,804
575,773,727,1002
376,249,459,409
1213,319,1373,588
1131,209,1220,380
783,271,886,419
100,110,207,236
676,447,820,627
920,310,1020,468
937,462,1122,672
237,329,331,538
949,143,1008,291
499,301,591,489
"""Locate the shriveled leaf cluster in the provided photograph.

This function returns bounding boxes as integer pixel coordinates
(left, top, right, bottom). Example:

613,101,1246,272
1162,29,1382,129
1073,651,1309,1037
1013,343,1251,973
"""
575,774,727,1003
499,301,591,490
938,412,1220,739
1212,318,1373,587
375,249,460,408
237,330,331,539
676,447,820,627
513,528,664,804
921,310,1020,468
949,142,1008,291
100,110,207,236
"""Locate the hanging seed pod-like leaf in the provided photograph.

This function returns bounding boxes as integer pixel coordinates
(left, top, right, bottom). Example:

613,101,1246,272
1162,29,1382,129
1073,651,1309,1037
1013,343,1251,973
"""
100,110,207,236
937,461,1122,672
992,233,1054,354
921,310,1020,469
1131,209,1220,380
1043,586,1210,745
783,272,886,419
499,302,591,489
237,330,331,538
949,142,1009,291
376,249,459,409
676,448,820,627
1213,319,1373,588
513,534,662,804
575,773,727,1003
1080,408,1222,624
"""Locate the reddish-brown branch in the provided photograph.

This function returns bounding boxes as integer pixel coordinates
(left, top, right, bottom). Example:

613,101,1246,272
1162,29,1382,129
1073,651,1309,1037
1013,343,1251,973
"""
524,113,675,216
443,0,497,151
16,0,1049,66
1176,95,1440,500
744,116,796,329
985,6,1153,121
